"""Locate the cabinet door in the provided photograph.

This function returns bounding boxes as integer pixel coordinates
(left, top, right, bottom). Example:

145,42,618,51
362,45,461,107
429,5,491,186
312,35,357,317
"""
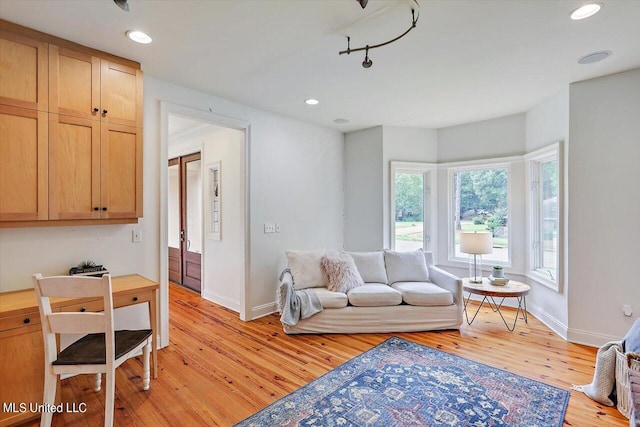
0,324,45,426
0,30,48,111
100,60,142,128
100,123,142,218
0,106,48,221
49,114,101,220
49,45,100,121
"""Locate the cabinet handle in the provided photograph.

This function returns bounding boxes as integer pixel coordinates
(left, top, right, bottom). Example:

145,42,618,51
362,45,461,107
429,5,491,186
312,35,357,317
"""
23,318,30,324
93,108,99,114
94,207,99,211
102,109,108,117
133,297,138,302
80,307,87,312
102,207,107,211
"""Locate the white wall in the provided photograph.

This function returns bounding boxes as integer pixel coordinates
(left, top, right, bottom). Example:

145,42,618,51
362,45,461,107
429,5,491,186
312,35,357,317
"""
344,126,384,251
202,127,245,311
567,69,640,345
145,77,345,323
437,114,526,163
382,127,438,249
344,126,438,251
525,88,570,337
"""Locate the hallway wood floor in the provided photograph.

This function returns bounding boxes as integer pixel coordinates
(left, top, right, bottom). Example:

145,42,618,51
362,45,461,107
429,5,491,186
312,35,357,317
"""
32,283,627,426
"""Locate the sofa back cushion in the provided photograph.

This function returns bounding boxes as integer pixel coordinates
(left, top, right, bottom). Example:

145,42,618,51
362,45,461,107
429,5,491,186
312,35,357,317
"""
384,250,430,284
286,250,327,289
347,251,388,284
320,253,364,293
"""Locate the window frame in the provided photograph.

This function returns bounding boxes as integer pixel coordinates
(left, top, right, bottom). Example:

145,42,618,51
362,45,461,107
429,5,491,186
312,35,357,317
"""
525,142,564,292
446,158,514,267
389,161,437,252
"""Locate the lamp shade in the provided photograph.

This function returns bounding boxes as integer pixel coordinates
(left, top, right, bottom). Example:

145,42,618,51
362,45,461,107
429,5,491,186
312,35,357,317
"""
459,232,493,255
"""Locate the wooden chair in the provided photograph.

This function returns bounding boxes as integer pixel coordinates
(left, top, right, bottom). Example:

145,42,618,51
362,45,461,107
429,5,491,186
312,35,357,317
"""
32,274,152,427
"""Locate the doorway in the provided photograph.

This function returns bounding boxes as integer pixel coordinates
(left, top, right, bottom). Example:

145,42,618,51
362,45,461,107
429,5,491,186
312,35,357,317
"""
168,153,202,293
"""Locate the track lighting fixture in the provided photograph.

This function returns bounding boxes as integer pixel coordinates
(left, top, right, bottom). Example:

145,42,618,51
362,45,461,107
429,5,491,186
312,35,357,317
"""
114,0,129,12
340,0,420,69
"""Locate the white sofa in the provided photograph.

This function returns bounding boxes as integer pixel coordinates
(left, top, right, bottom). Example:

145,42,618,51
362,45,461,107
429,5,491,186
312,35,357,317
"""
280,250,463,334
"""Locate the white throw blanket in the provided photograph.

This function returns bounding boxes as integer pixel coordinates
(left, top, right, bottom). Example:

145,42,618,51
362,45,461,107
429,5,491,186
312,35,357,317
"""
277,279,323,327
572,340,623,406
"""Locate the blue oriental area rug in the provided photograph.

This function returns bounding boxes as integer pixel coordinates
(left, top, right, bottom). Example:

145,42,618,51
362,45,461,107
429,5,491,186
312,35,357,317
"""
236,337,569,427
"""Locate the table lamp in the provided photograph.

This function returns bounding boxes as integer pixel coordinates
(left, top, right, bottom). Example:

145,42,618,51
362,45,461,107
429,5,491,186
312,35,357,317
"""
460,231,493,283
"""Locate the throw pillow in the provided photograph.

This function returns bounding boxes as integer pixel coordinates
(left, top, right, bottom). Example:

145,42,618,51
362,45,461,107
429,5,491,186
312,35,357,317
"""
320,253,364,293
384,250,430,284
347,251,388,284
624,318,640,353
286,250,327,289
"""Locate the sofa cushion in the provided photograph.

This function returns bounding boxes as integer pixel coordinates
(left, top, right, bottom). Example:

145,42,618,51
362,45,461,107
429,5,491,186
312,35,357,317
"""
310,288,348,309
384,250,430,284
347,251,388,284
391,282,454,306
347,283,402,307
286,250,327,289
321,253,364,293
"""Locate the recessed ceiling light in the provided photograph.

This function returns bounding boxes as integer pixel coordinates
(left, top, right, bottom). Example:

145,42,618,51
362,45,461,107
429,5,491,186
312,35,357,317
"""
126,30,152,44
334,118,349,124
570,3,602,20
305,99,319,105
578,50,611,64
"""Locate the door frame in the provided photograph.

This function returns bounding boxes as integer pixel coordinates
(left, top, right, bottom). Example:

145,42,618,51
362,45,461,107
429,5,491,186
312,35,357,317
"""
160,102,251,347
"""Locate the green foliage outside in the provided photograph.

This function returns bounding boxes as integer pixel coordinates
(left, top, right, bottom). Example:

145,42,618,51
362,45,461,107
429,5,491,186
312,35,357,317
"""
395,173,423,221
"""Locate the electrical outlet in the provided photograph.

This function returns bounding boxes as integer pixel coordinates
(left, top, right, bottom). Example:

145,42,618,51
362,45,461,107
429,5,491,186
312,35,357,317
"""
132,230,142,243
275,224,281,233
264,223,276,233
623,304,633,317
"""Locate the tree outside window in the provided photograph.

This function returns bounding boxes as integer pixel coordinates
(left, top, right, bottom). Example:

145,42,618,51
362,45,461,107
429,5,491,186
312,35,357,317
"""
452,167,509,263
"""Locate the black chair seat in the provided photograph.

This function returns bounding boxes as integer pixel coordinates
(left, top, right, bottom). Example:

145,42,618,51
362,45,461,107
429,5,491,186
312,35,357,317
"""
53,330,152,365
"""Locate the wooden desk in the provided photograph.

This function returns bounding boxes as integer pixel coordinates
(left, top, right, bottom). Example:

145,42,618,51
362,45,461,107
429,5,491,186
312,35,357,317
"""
0,274,159,427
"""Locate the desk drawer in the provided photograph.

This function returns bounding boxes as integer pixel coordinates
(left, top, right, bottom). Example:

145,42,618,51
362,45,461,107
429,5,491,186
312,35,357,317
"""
114,290,152,308
58,299,104,313
0,311,41,332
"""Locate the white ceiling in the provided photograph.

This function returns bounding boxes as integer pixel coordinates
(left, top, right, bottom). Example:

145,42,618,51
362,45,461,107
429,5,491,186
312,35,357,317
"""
2,0,639,132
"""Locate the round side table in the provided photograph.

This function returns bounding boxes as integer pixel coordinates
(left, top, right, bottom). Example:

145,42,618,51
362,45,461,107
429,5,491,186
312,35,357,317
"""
462,277,530,331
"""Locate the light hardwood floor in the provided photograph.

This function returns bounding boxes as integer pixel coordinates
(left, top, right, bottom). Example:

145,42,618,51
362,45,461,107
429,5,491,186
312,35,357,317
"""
30,283,626,426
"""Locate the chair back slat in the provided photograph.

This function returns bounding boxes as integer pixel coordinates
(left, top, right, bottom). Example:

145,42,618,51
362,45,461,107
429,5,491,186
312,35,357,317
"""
47,312,106,334
34,275,108,298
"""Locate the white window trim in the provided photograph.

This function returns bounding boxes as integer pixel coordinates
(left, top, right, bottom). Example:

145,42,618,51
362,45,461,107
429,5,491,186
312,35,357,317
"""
445,157,516,267
524,142,564,292
389,161,437,252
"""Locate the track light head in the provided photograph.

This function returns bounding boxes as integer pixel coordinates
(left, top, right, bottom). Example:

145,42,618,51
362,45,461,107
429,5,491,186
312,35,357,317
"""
362,47,372,68
357,0,369,9
114,0,129,12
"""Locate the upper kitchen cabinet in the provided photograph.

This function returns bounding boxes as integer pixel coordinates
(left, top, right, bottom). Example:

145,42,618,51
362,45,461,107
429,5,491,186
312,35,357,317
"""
48,45,100,121
101,61,143,128
49,47,142,128
0,105,48,221
0,30,48,111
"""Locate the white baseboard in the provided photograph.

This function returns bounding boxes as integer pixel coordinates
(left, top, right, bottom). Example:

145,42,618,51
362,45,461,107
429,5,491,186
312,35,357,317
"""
250,301,278,320
201,291,240,313
567,328,620,348
525,300,568,341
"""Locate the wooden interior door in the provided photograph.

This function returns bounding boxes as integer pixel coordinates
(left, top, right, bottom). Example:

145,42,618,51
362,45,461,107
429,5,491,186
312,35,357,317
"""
168,153,202,293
